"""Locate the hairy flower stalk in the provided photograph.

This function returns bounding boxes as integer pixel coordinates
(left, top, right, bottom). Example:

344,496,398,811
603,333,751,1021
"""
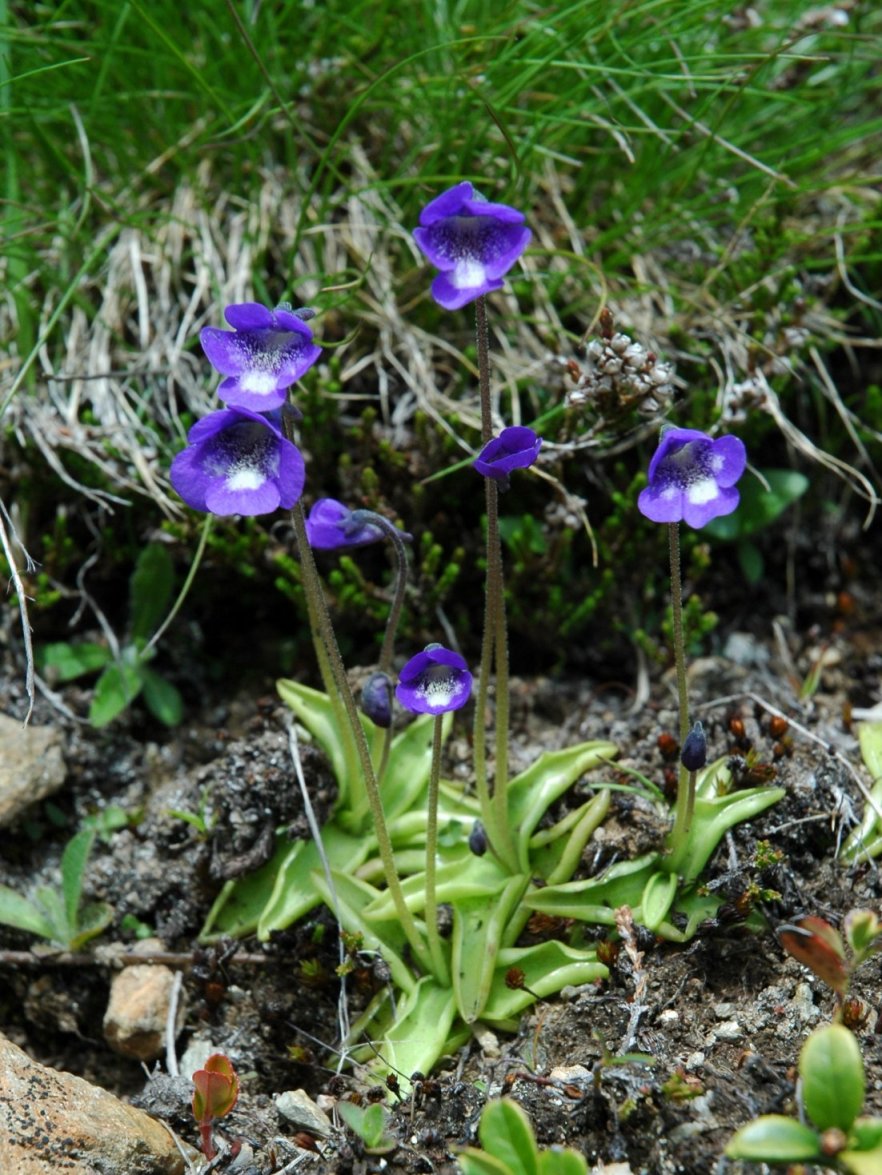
473,295,518,873
637,426,747,868
305,499,412,780
284,455,437,979
396,644,473,986
413,184,531,872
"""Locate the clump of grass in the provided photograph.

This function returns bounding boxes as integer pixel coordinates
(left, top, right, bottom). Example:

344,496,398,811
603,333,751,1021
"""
2,0,880,683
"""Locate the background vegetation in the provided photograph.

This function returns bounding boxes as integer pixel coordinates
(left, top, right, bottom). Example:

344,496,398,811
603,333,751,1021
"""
2,0,881,715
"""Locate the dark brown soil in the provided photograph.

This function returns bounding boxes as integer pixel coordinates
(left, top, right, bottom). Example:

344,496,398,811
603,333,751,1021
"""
1,608,881,1175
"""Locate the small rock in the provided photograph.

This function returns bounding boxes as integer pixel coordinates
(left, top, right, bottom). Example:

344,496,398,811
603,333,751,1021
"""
0,1032,193,1173
275,1089,333,1137
104,955,185,1061
0,712,66,827
548,1064,591,1084
712,1002,735,1019
712,1019,742,1042
658,1009,679,1025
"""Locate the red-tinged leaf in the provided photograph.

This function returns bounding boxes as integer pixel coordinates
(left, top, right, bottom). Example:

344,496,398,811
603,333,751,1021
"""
778,917,848,996
192,1054,240,1122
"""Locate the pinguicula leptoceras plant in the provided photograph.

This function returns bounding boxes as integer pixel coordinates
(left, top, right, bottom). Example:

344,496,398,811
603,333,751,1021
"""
173,195,786,1093
414,183,534,877
638,427,747,873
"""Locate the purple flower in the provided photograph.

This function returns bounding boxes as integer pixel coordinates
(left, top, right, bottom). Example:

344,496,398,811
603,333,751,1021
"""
170,407,305,516
413,182,531,311
200,302,322,412
474,426,542,481
395,644,473,716
637,427,747,529
304,499,385,550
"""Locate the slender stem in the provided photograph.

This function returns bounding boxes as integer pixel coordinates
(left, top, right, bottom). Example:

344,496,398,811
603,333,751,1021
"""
424,716,450,985
471,295,518,873
350,510,410,782
667,521,695,863
289,500,435,978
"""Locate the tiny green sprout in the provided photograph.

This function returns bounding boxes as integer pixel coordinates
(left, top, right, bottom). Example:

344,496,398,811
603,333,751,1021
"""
753,839,784,870
661,1066,704,1102
778,909,882,1008
37,543,184,727
457,1099,587,1175
0,825,112,951
191,1053,239,1161
726,1024,882,1172
337,1100,396,1155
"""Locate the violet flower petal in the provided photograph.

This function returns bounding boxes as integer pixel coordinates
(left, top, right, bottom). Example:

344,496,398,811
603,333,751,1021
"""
305,498,385,550
637,427,747,530
395,644,473,715
170,407,305,517
474,426,542,480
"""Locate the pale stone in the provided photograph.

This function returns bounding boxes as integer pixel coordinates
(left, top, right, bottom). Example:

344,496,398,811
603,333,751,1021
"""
274,1089,333,1136
0,1032,193,1174
0,712,66,827
104,962,184,1061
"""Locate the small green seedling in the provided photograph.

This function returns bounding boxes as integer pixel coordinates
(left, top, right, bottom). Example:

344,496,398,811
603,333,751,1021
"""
38,543,183,727
337,1100,396,1155
778,908,882,1008
726,1023,882,1173
457,1099,587,1175
192,1053,240,1161
0,826,112,950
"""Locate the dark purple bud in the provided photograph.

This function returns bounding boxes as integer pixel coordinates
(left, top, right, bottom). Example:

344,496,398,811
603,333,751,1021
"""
361,671,393,728
468,820,488,857
680,721,707,772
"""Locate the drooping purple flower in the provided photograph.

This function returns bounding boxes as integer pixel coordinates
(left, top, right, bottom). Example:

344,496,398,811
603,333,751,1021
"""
413,182,531,311
637,427,747,529
474,426,542,481
395,644,473,716
304,499,385,550
200,302,322,412
170,407,305,516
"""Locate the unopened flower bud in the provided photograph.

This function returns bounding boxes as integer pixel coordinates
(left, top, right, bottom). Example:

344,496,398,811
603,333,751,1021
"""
468,820,489,856
361,672,393,728
680,721,707,772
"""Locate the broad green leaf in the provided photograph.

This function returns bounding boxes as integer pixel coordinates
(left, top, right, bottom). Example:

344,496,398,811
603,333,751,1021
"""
276,679,360,810
641,871,678,932
523,854,658,923
457,1151,512,1175
482,941,607,1025
452,875,529,1023
89,661,143,727
801,1024,864,1132
337,1102,396,1154
478,1100,539,1175
532,791,611,885
256,827,371,938
736,539,764,585
129,543,174,643
506,741,617,869
841,1144,882,1175
725,1115,821,1162
849,1117,882,1151
140,668,184,726
667,786,785,881
37,641,111,682
61,828,96,934
374,976,457,1094
363,850,509,919
201,835,294,940
0,883,56,940
537,1151,587,1175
